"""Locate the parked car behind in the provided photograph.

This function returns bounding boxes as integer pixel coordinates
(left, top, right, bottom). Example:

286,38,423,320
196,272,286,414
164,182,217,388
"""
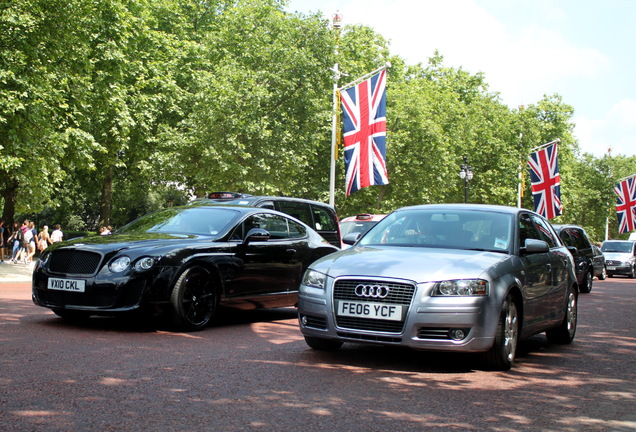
339,213,386,248
298,204,578,371
552,224,597,293
197,192,341,248
32,205,339,331
591,245,607,280
601,240,636,278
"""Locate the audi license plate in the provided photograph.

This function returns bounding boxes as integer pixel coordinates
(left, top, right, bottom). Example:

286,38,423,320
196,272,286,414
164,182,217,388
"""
337,300,402,321
47,278,86,293
607,266,616,271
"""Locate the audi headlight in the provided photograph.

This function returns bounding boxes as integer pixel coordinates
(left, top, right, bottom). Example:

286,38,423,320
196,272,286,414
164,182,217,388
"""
302,269,327,290
432,279,488,296
134,256,156,272
110,256,131,273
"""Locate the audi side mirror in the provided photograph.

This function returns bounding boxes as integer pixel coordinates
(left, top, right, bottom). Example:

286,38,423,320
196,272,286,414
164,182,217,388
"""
521,239,550,254
342,232,361,246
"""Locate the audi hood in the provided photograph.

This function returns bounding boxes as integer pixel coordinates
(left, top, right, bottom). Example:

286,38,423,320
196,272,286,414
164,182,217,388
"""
308,246,511,282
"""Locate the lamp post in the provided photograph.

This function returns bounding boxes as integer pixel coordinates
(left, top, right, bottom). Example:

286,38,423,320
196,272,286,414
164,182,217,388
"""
459,156,474,203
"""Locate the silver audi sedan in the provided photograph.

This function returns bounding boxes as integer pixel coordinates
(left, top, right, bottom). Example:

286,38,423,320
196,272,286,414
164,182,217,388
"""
297,204,578,370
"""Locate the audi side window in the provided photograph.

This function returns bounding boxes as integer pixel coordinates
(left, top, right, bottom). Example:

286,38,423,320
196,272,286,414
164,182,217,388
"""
531,215,557,248
519,214,541,246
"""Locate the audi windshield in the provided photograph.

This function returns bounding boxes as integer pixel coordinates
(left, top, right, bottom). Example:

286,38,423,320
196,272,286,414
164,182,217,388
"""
358,209,513,252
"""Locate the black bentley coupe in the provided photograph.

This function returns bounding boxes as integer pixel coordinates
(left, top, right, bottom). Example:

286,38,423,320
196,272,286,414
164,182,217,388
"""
32,204,339,330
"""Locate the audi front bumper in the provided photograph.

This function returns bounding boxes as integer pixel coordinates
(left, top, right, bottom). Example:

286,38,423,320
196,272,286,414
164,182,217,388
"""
297,283,498,353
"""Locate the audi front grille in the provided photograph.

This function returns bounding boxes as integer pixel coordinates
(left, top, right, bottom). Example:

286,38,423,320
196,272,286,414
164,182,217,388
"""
333,279,415,334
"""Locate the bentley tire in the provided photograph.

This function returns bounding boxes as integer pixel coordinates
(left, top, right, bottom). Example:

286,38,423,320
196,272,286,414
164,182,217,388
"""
170,266,217,331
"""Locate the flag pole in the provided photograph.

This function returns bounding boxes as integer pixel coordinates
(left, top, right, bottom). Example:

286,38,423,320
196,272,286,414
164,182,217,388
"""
530,138,560,152
517,132,523,207
617,173,636,182
329,12,343,208
339,62,391,92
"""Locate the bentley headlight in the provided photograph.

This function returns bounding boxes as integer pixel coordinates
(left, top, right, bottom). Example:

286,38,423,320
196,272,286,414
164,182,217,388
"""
432,279,488,296
302,269,327,290
134,257,156,272
110,256,131,273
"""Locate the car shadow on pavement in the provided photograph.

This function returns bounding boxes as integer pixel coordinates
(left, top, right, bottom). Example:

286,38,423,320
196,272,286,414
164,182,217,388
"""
297,334,553,374
32,306,299,333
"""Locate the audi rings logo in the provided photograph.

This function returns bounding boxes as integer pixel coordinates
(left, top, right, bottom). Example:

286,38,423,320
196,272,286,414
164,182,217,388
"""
354,284,390,298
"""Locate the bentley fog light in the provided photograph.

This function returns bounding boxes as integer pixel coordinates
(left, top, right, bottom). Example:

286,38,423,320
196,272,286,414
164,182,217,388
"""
433,279,488,296
110,256,131,273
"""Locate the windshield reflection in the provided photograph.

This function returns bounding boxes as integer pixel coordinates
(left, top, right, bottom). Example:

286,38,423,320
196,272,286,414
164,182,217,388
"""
117,207,240,237
358,209,513,252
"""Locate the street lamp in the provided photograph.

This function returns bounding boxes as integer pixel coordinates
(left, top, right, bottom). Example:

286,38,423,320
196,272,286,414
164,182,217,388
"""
459,156,474,203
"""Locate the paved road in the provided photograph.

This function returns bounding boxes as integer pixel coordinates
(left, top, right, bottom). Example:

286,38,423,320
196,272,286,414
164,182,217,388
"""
1,268,635,432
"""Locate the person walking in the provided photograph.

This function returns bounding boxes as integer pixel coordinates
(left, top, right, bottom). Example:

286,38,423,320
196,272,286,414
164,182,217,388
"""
50,224,63,243
14,221,29,264
25,221,37,264
38,225,52,252
8,222,21,263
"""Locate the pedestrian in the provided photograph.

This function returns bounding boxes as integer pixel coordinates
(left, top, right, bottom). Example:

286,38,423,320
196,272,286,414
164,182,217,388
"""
8,222,20,263
38,225,51,252
50,224,63,243
25,221,37,264
14,221,29,264
0,219,5,263
100,226,111,235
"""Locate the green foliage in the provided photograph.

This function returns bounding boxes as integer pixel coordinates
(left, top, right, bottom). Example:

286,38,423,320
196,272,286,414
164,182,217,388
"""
1,0,635,240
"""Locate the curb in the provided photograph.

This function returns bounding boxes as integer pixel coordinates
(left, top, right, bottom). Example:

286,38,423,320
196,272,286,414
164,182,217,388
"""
0,261,36,283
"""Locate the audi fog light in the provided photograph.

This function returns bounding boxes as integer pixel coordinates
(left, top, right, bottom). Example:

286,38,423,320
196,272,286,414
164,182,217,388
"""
433,279,488,296
110,256,131,273
302,269,327,290
449,329,466,340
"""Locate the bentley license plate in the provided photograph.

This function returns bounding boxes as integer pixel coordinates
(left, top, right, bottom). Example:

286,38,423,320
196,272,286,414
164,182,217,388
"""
337,300,402,321
48,278,86,293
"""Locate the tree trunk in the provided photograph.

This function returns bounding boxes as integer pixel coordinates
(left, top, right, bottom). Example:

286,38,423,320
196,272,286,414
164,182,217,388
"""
1,179,19,229
99,166,114,229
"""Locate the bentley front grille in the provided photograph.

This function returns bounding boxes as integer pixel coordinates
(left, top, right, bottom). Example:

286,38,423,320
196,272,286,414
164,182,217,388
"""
49,250,103,275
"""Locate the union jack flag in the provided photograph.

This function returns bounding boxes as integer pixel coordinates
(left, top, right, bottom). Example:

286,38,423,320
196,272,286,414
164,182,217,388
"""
341,70,388,196
528,141,563,220
614,176,636,234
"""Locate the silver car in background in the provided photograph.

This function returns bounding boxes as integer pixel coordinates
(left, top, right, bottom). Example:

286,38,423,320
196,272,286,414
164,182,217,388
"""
298,204,578,370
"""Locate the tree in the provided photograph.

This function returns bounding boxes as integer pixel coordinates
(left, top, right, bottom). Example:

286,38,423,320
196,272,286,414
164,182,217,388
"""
0,0,96,226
